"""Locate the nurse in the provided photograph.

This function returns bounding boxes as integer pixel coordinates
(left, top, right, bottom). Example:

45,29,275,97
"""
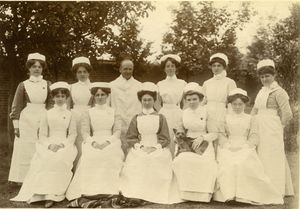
119,82,173,205
172,82,218,202
69,56,92,167
157,54,186,156
203,53,236,151
66,82,124,207
9,52,52,184
11,82,77,208
251,59,294,196
214,88,283,205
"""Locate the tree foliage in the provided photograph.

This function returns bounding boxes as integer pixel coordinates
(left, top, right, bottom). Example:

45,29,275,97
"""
0,1,154,82
246,3,300,103
162,2,254,76
105,17,153,78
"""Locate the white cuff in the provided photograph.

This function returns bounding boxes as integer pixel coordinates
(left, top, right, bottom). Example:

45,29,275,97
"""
13,120,19,129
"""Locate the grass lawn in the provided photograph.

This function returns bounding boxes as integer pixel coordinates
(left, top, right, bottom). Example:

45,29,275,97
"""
0,143,298,209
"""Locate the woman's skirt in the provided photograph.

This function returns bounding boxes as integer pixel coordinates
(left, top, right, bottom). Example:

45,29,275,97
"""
159,104,182,157
8,103,46,183
11,139,77,203
120,147,173,204
66,136,124,200
214,146,283,204
172,143,217,202
256,110,294,196
72,105,89,169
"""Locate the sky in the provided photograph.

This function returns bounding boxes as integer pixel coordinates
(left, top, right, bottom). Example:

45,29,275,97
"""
137,1,293,62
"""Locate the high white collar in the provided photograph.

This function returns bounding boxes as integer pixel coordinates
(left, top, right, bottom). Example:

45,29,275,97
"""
78,79,90,85
53,104,67,111
166,75,177,81
213,70,227,80
95,103,108,110
263,81,279,91
29,75,43,83
142,108,155,115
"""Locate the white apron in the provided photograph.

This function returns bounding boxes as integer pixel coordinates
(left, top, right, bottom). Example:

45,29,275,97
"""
120,114,173,204
159,104,182,156
255,87,294,196
11,110,77,203
66,108,124,200
158,77,186,157
71,81,91,167
172,131,217,202
9,80,47,183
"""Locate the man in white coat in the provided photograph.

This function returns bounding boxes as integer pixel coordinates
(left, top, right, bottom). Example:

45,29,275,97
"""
110,58,142,154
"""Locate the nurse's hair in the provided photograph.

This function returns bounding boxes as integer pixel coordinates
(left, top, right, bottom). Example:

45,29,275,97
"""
90,87,111,96
137,91,157,102
72,63,93,73
227,94,249,104
161,57,180,70
257,66,276,75
183,90,204,101
51,88,70,98
26,59,46,70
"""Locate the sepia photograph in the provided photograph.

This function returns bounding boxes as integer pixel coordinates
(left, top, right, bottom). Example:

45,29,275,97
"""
0,1,299,208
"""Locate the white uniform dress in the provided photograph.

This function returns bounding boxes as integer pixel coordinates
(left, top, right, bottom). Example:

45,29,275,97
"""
110,75,142,149
70,80,92,166
11,105,77,203
203,71,236,136
214,113,283,204
252,81,294,196
172,105,218,202
9,76,51,183
157,75,186,156
66,104,124,200
120,109,173,204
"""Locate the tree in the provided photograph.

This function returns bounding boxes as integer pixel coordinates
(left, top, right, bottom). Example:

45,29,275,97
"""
162,2,254,77
0,1,154,151
105,17,153,79
246,3,300,103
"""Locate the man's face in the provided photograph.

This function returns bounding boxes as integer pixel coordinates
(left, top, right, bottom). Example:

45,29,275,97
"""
120,60,134,80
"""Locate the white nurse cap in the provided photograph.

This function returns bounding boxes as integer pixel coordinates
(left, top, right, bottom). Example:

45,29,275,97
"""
184,82,204,96
229,88,248,97
140,82,158,92
72,56,91,66
159,54,181,64
209,53,229,66
90,82,111,90
256,59,275,70
27,53,46,61
50,81,70,91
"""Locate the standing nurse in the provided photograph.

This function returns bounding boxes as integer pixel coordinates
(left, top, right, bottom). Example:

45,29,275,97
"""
157,54,186,156
9,53,52,183
69,56,92,167
252,59,294,196
203,53,236,150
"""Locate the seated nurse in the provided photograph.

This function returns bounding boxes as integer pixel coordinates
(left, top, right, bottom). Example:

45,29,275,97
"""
66,82,124,206
172,82,218,202
119,82,173,205
214,88,283,205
